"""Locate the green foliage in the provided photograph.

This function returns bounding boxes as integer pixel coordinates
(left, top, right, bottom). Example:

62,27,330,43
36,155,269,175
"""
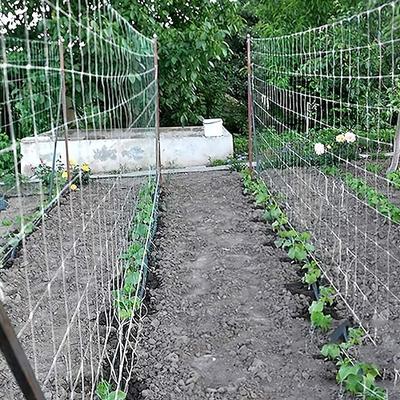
321,343,341,360
233,135,248,156
337,361,386,400
387,170,400,190
0,133,16,178
366,163,383,174
96,380,126,400
263,204,288,232
344,173,400,223
115,0,244,126
113,178,156,320
208,158,228,167
242,0,367,38
275,229,315,262
308,298,333,332
32,159,91,194
322,165,341,176
302,260,321,285
308,285,335,331
1,219,13,227
321,328,386,399
258,128,361,169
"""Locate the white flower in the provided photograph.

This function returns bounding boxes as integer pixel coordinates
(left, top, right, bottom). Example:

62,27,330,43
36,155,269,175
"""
314,143,325,155
344,131,356,143
336,134,346,143
79,41,86,48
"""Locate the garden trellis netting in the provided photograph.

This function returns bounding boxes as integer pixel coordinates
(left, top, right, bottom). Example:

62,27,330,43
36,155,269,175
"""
0,0,159,398
251,0,400,370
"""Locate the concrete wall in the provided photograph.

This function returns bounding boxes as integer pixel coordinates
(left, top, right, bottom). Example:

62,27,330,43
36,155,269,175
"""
20,126,233,175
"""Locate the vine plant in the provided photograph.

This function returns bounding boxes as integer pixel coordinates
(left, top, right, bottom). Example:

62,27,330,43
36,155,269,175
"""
323,166,400,224
113,178,156,320
96,178,157,399
240,168,387,400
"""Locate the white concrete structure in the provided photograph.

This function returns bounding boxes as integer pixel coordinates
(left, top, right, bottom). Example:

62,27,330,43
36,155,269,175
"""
20,126,234,175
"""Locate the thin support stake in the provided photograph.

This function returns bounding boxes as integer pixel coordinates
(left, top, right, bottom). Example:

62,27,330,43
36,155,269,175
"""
59,41,71,180
153,34,161,181
0,302,45,400
247,34,254,173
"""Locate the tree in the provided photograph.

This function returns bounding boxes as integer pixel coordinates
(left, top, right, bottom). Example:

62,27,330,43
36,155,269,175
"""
114,0,244,126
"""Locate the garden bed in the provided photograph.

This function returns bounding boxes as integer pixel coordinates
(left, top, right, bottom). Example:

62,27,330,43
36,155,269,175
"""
0,177,144,399
261,166,400,397
132,171,343,399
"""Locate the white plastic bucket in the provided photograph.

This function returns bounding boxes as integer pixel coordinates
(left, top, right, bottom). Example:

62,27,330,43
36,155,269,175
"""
203,118,223,137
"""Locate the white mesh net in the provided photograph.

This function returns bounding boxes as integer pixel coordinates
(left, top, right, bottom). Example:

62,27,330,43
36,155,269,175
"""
0,0,158,398
252,0,400,377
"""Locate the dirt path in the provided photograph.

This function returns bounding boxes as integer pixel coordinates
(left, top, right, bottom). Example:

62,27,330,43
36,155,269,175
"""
134,171,340,400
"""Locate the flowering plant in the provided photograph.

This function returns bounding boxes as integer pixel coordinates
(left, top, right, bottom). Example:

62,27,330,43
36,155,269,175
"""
33,158,91,193
314,130,358,160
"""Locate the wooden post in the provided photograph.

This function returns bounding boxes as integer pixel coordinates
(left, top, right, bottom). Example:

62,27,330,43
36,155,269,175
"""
59,41,71,180
153,35,161,182
0,302,45,400
387,113,400,174
247,34,254,173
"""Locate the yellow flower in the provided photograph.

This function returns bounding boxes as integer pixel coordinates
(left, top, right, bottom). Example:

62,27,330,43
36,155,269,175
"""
62,171,68,179
336,134,346,143
70,183,78,191
69,159,76,167
81,163,90,173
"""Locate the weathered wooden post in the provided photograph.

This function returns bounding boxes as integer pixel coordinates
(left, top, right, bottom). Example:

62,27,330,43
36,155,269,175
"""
59,41,71,180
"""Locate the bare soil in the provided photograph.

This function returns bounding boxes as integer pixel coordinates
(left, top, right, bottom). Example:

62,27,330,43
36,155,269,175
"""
133,171,342,400
261,167,400,397
0,177,143,399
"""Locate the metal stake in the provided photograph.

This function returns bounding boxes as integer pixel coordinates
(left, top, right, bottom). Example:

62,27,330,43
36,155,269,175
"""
0,302,45,400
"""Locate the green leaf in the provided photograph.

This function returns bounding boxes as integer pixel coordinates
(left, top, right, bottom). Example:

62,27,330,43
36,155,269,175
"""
321,343,340,360
96,380,110,399
107,391,127,400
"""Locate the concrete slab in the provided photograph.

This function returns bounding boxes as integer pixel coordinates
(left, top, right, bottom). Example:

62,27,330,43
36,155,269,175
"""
20,126,234,175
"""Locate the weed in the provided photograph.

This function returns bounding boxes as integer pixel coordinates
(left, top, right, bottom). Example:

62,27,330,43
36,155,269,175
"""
387,170,400,190
208,158,227,167
366,163,383,174
1,219,13,227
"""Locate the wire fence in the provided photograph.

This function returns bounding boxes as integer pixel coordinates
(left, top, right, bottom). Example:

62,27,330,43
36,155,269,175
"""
251,0,400,383
0,1,158,398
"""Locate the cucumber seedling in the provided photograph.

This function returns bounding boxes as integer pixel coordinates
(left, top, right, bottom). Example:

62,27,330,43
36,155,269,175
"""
96,380,126,400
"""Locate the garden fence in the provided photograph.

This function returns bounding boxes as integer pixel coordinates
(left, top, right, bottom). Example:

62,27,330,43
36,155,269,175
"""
0,1,159,398
250,0,400,355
